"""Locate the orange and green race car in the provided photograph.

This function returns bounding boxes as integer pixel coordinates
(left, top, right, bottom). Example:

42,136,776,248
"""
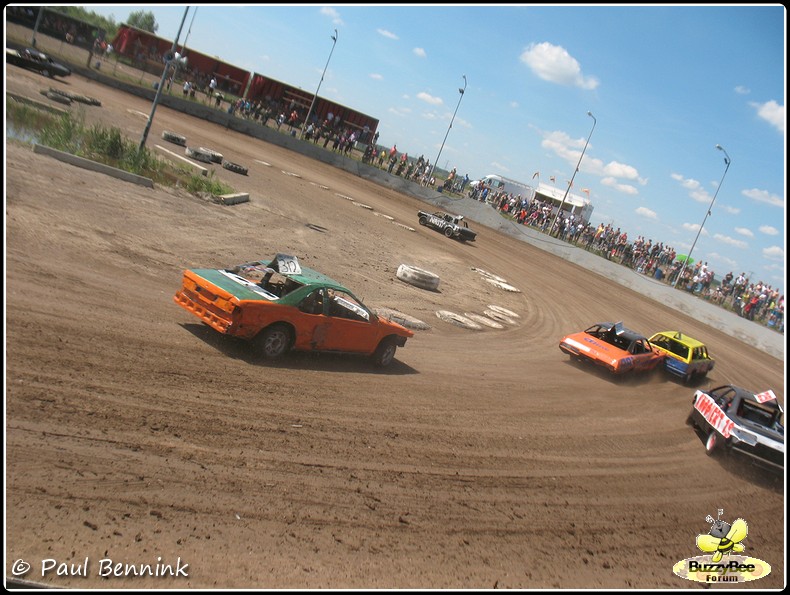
174,253,413,367
648,331,715,383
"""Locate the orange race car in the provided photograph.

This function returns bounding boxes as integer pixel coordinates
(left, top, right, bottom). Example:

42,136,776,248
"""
559,321,666,376
174,253,414,367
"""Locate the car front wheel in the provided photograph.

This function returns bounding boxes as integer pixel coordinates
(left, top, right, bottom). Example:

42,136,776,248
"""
705,431,722,456
371,337,398,367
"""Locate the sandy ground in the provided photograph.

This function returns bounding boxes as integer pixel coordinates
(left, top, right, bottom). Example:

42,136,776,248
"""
4,61,786,589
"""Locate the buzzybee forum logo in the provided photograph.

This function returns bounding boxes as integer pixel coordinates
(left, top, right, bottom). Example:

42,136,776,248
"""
673,509,772,583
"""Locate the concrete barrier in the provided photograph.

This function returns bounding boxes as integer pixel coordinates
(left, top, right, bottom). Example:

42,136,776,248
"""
32,144,154,188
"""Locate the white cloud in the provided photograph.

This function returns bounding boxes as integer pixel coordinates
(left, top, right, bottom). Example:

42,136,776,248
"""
763,246,785,261
416,92,443,106
377,28,398,40
636,207,657,219
720,205,741,215
713,233,748,249
600,177,639,195
519,42,599,90
413,47,426,58
509,101,519,109
369,73,383,80
490,162,510,173
734,85,750,95
321,7,343,26
742,188,784,208
759,225,779,235
749,100,784,134
734,227,754,238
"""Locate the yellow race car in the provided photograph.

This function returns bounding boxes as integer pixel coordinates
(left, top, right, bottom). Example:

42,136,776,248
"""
648,331,714,383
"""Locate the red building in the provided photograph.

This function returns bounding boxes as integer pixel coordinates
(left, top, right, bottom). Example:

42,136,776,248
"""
112,24,378,141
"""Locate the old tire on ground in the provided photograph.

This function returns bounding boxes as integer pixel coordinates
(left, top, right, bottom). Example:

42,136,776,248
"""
371,336,398,368
200,147,224,164
254,324,293,360
487,305,520,318
162,131,187,146
483,309,517,325
185,146,213,163
473,268,508,283
436,310,483,330
45,91,71,105
222,160,248,175
373,307,431,331
484,277,521,293
396,264,440,292
464,313,505,329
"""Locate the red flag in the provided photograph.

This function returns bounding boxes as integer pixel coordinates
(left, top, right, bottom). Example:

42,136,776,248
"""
582,188,590,196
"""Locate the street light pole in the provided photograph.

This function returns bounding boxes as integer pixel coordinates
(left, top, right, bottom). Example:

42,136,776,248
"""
673,144,731,289
550,111,596,234
428,75,467,186
300,29,338,140
169,6,197,95
138,6,190,152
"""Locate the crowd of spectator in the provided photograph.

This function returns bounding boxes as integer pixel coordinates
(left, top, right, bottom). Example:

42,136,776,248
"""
474,188,784,333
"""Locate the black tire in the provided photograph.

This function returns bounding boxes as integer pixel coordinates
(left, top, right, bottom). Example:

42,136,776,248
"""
371,337,398,367
705,431,722,457
443,226,454,238
200,147,223,164
254,324,293,360
185,146,213,163
418,216,428,226
162,131,187,146
45,91,71,105
222,160,248,175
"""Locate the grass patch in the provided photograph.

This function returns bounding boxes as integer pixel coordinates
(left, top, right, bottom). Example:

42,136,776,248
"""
6,98,235,195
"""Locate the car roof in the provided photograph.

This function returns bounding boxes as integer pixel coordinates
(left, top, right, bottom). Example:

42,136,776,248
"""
651,331,706,348
594,321,647,342
712,385,782,410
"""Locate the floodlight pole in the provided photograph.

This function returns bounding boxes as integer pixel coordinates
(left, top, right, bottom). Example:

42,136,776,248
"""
138,6,190,151
169,6,197,95
428,75,467,186
30,6,45,48
301,29,338,140
673,145,731,288
550,111,596,234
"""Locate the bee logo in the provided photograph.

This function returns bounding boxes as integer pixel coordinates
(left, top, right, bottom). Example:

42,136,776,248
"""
696,509,748,562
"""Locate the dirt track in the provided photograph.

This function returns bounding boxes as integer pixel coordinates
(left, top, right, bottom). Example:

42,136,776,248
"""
4,64,785,589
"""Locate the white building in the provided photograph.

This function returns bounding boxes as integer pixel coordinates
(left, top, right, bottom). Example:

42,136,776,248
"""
533,182,594,223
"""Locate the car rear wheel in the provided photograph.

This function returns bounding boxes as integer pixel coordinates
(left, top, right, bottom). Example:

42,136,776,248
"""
443,226,454,238
255,324,292,360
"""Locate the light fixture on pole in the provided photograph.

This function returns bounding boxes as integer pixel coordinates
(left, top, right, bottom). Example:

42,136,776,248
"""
428,75,467,186
138,6,190,152
550,111,596,234
673,144,731,288
301,29,338,140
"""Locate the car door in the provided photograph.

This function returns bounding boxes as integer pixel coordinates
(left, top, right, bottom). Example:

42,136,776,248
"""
319,289,380,354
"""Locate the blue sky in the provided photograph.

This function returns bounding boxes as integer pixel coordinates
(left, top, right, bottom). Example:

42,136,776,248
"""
86,4,786,294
